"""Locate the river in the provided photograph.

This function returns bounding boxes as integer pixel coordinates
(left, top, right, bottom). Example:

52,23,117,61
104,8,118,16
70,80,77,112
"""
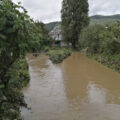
21,53,120,120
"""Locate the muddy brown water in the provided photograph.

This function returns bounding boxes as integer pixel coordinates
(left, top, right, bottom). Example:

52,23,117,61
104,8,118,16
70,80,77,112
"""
21,53,120,120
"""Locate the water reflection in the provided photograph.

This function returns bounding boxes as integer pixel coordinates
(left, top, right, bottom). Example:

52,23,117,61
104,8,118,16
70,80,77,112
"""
22,53,120,120
61,53,120,120
87,82,106,104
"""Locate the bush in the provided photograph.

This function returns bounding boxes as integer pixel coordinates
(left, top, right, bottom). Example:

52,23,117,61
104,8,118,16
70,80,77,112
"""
8,58,30,89
79,22,120,72
91,53,120,72
79,22,120,55
0,57,29,120
47,48,72,64
79,25,105,53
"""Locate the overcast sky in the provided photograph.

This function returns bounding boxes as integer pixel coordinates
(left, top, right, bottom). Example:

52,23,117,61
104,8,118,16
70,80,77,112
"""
12,0,120,23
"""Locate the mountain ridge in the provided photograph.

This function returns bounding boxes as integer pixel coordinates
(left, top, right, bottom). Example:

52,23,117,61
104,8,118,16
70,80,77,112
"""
46,14,120,31
91,14,120,19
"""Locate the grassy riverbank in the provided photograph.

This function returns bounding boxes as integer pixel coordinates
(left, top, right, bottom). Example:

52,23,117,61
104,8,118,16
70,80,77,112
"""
79,23,120,73
46,48,72,64
0,57,30,120
89,53,120,73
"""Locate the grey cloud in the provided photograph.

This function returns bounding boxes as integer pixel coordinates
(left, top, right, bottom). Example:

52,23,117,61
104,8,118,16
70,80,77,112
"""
89,0,120,15
12,0,120,23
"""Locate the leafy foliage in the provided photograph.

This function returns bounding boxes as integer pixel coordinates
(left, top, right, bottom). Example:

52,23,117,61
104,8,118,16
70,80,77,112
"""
35,21,53,51
47,48,72,64
91,54,120,72
0,0,32,86
8,58,30,89
61,0,89,48
79,22,120,54
0,0,51,119
79,25,105,53
79,22,120,72
0,57,29,120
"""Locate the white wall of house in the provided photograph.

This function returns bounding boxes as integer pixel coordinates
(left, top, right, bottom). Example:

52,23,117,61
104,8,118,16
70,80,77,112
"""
49,25,69,47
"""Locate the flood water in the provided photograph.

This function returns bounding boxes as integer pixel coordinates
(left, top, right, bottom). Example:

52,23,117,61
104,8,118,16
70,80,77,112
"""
22,53,120,120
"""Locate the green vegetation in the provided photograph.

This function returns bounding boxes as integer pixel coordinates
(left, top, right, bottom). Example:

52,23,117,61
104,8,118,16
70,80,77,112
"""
1,0,120,119
90,54,120,72
90,18,120,26
79,22,120,72
61,0,89,49
0,1,32,119
45,21,60,31
90,15,120,25
34,22,53,51
0,57,29,120
0,0,52,119
47,48,72,64
8,58,30,89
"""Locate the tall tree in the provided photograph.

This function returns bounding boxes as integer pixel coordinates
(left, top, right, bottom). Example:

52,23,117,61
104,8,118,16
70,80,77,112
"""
61,0,89,48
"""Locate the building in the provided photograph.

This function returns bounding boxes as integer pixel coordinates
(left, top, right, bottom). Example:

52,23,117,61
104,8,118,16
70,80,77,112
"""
49,25,67,47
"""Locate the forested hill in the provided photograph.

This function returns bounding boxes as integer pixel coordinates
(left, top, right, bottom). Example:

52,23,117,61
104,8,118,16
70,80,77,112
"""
45,22,60,31
91,14,120,19
46,14,120,31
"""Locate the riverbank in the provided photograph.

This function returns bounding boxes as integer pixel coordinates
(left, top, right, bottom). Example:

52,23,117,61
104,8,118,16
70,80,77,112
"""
45,48,72,64
45,47,120,73
79,23,120,73
88,53,120,73
0,57,30,120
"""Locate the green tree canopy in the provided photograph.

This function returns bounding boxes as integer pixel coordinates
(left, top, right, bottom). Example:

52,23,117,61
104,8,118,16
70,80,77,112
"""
79,22,120,54
61,0,89,48
0,0,53,119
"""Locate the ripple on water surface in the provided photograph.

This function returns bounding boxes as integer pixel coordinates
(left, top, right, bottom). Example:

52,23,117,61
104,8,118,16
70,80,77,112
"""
21,53,120,120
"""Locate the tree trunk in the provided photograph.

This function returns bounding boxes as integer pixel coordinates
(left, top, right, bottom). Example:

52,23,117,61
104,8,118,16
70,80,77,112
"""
72,40,77,49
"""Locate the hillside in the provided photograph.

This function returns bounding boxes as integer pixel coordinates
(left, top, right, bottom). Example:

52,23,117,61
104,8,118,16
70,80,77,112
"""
90,14,120,25
45,21,60,31
91,14,120,19
46,14,120,31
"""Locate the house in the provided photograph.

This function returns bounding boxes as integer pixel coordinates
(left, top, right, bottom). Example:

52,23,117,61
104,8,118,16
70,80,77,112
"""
49,25,67,47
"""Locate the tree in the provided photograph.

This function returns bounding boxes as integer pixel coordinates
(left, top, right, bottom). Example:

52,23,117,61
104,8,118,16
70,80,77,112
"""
0,0,43,119
61,0,89,48
35,21,53,49
0,0,53,119
79,25,105,53
79,22,120,54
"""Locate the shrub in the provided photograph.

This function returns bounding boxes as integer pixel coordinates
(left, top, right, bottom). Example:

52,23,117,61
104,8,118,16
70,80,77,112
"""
79,25,105,53
47,48,72,64
0,57,29,120
79,22,120,55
